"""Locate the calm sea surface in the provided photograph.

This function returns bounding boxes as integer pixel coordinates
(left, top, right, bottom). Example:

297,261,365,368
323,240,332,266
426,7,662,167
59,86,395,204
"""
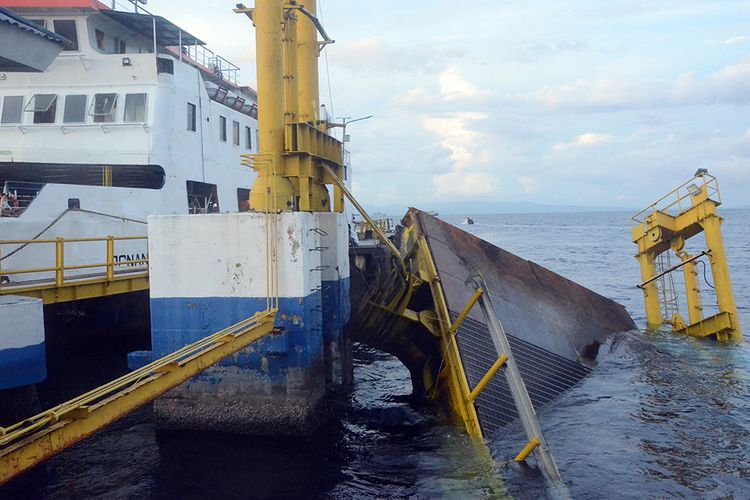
2,210,749,499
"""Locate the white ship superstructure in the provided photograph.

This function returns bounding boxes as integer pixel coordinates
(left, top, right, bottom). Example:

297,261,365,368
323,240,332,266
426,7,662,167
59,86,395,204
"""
0,0,261,280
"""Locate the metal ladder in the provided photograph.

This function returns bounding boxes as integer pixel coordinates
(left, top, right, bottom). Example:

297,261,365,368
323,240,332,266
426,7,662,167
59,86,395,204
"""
474,281,569,498
655,252,680,321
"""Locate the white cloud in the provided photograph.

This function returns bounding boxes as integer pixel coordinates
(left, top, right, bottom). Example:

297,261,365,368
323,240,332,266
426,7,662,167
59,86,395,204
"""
335,37,465,75
526,57,750,112
532,78,653,111
516,176,539,194
705,35,749,46
551,133,613,153
433,171,496,197
421,112,487,170
439,68,482,99
510,40,589,63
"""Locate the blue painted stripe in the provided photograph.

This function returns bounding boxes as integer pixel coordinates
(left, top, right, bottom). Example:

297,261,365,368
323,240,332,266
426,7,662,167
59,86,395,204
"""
0,342,46,390
150,293,323,383
321,277,351,343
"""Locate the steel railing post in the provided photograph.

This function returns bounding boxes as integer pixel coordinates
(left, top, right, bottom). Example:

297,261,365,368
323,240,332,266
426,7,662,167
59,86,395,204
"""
55,237,64,287
106,236,114,281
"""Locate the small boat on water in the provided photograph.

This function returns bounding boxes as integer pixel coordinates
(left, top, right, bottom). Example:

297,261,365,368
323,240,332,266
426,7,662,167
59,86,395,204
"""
462,217,474,225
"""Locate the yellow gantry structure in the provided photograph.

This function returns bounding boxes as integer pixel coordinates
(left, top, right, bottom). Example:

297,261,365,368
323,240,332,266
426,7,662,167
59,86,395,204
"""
235,0,345,213
632,172,742,341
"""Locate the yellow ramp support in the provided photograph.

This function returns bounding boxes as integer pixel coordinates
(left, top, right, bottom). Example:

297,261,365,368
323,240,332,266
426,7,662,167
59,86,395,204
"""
632,172,742,341
0,310,277,485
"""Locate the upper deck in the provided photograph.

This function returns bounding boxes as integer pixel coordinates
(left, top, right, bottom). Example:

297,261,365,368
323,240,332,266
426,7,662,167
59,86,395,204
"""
0,0,257,129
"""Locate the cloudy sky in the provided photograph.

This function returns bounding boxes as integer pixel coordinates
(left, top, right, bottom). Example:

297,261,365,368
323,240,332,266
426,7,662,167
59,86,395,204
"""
151,0,750,210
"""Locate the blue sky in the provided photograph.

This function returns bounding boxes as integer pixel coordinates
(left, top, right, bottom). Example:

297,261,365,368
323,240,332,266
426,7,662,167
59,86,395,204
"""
154,1,750,209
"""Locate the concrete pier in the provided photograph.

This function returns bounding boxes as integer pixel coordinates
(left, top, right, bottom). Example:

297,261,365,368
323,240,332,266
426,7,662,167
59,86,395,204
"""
0,295,45,391
317,212,352,390
147,211,350,436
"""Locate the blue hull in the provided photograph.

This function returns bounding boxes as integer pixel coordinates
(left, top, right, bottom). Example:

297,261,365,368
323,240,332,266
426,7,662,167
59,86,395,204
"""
0,342,46,390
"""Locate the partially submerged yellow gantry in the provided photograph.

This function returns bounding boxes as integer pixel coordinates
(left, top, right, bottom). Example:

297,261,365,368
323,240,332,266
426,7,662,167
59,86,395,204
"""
632,171,742,341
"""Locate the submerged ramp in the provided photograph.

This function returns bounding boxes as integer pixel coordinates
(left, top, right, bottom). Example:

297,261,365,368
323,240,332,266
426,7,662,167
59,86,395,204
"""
348,208,636,442
414,210,636,437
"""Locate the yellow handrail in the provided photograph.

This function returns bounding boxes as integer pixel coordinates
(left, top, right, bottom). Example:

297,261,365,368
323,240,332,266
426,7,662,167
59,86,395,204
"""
0,235,148,292
632,172,720,223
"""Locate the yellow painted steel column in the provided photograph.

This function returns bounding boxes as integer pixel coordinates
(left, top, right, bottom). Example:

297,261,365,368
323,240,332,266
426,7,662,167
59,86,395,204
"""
296,0,319,126
638,251,662,330
679,255,703,326
251,0,295,211
296,0,330,211
283,12,299,123
701,214,742,340
256,0,285,155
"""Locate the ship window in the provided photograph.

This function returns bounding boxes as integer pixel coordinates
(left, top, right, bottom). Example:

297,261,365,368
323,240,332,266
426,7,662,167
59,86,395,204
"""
232,120,240,146
29,19,46,29
95,29,105,50
245,126,252,149
1,96,24,124
187,102,197,131
24,94,57,124
53,20,78,51
63,95,87,123
124,93,147,122
90,93,118,123
219,116,227,142
156,57,174,75
186,181,220,214
237,188,250,212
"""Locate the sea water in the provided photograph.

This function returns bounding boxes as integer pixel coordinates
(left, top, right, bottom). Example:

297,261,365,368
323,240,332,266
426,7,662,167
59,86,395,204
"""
2,210,749,499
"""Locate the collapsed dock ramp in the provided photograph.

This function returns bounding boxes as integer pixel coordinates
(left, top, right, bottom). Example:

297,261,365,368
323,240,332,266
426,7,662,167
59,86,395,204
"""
348,208,636,444
415,210,636,436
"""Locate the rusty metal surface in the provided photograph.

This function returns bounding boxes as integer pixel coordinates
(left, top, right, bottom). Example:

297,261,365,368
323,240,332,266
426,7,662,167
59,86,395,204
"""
414,209,636,365
412,209,636,435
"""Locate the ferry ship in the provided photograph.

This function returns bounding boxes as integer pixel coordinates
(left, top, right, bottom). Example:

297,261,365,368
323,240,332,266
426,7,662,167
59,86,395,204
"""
0,0,305,392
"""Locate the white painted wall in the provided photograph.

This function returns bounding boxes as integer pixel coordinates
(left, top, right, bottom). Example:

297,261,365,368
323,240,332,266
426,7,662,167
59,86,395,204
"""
0,295,44,349
316,212,350,283
148,212,322,299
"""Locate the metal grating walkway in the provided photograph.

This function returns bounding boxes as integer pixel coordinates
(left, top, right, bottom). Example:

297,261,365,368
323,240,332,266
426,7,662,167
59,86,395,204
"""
451,313,591,439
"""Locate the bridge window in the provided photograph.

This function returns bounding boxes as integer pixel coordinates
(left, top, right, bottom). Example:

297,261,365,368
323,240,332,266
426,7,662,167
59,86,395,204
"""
237,187,250,211
124,93,147,122
90,93,117,123
156,57,174,75
232,120,240,146
219,116,227,142
53,20,78,51
245,126,252,149
187,102,197,131
63,95,87,123
186,181,220,214
95,29,105,50
1,96,23,124
25,94,57,124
